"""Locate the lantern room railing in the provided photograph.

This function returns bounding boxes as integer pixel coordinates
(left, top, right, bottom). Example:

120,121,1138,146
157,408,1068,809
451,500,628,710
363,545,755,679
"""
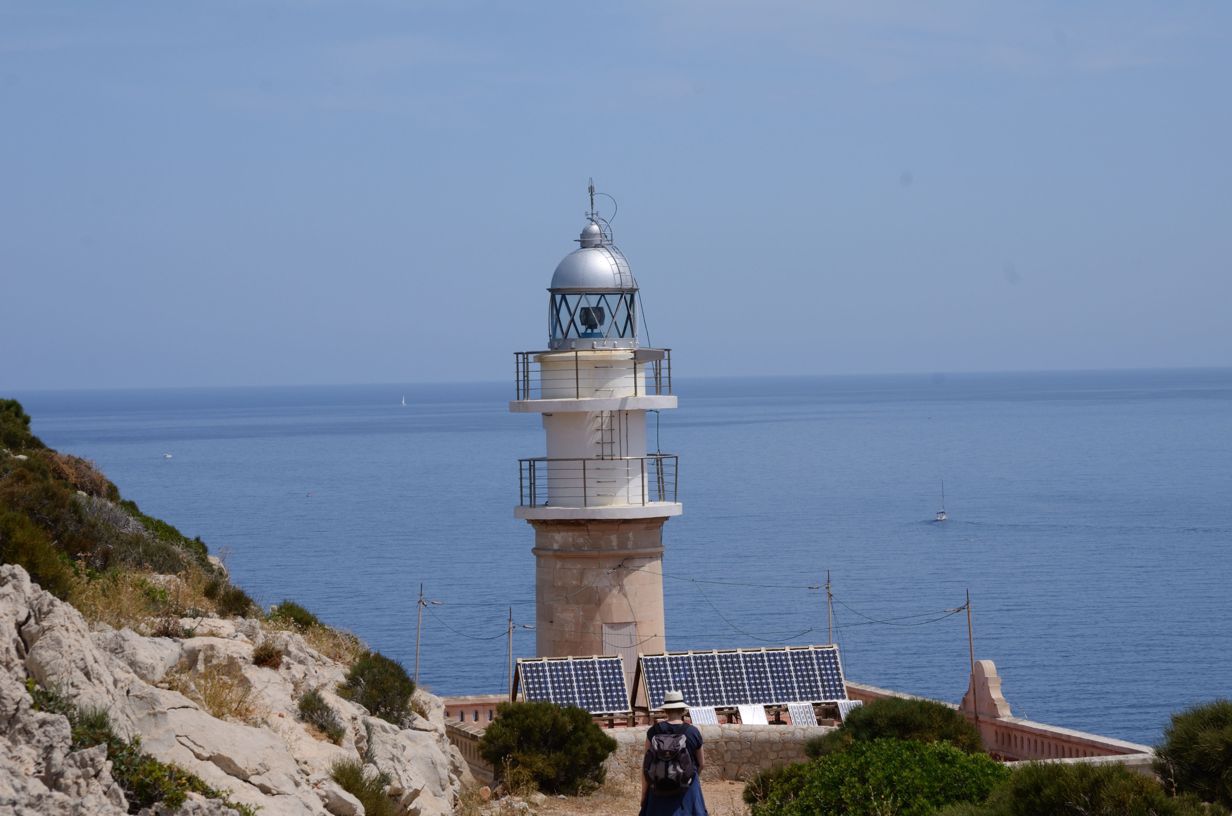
518,454,679,508
514,349,672,401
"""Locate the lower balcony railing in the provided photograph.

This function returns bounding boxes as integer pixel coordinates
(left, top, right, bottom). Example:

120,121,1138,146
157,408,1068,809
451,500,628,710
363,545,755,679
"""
518,454,679,508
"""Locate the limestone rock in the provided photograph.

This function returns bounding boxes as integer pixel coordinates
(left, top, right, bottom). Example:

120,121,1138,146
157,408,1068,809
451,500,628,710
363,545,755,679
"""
0,564,462,816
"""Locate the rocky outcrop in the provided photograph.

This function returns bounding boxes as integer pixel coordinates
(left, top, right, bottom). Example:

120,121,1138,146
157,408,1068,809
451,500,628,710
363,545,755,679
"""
1,564,469,815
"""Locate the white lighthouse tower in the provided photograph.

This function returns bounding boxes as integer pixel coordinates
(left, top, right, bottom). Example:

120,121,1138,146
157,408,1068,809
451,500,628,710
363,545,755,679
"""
511,184,681,674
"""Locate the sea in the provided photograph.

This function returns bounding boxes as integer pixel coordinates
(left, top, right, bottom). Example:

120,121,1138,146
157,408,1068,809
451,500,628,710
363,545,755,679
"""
11,368,1232,746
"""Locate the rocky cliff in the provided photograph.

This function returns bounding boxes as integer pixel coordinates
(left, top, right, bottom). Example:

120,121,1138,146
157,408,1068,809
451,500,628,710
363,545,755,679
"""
1,562,468,815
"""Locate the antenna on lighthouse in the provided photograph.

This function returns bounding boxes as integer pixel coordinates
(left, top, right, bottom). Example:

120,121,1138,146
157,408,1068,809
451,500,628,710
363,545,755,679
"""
588,177,597,220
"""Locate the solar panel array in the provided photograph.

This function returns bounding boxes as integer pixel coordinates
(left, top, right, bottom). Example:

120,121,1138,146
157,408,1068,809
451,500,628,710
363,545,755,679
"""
515,656,630,715
637,646,847,709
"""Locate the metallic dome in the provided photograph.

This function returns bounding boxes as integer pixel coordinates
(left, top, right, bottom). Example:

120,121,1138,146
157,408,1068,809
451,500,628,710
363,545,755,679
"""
549,223,637,292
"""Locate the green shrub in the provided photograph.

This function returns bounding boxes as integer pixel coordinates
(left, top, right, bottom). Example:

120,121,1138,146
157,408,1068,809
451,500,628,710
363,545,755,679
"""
1156,699,1232,808
479,701,618,795
753,738,1009,816
808,697,985,758
23,685,256,816
214,584,255,617
0,399,45,451
337,651,416,726
744,762,811,806
253,640,284,669
0,509,76,599
331,758,394,816
938,760,1229,816
298,688,346,744
270,600,320,629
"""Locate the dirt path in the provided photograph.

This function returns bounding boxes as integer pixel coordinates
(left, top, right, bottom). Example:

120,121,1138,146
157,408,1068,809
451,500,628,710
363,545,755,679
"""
536,780,749,816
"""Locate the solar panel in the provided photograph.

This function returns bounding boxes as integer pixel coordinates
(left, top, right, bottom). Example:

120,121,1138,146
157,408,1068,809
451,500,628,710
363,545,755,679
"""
692,652,723,706
717,651,750,705
765,649,797,703
520,661,552,702
815,648,846,699
667,653,699,704
743,651,773,702
515,656,631,714
632,646,848,711
789,649,822,700
595,656,628,712
573,659,602,712
547,660,576,706
641,654,672,709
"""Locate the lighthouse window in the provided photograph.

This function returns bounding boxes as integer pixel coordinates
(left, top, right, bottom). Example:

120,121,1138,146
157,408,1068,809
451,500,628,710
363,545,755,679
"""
550,293,636,344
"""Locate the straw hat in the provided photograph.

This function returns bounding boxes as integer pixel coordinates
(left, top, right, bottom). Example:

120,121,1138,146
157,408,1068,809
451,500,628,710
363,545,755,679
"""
661,690,688,711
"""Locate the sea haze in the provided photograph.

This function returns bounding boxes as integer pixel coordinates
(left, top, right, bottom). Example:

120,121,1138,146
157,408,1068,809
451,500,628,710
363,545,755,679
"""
14,368,1232,745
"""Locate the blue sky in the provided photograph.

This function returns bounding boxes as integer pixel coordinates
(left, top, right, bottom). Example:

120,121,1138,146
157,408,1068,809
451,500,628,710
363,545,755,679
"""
2,1,1229,389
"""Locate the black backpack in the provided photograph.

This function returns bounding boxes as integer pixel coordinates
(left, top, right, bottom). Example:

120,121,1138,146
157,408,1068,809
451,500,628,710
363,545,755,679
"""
644,726,696,794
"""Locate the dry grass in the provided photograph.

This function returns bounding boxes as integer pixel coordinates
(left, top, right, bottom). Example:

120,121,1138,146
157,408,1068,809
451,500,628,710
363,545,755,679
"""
68,565,217,634
302,623,367,666
166,660,256,722
47,451,115,498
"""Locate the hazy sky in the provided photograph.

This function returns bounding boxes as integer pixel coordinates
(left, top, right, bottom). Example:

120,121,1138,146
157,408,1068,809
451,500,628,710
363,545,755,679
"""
2,1,1230,390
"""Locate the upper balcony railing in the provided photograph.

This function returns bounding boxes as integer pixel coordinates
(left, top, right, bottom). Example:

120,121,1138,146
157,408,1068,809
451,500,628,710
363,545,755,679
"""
518,454,678,508
514,348,672,401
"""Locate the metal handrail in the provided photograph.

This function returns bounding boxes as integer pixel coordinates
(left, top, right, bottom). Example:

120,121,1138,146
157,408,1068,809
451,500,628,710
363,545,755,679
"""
514,349,672,401
518,454,679,508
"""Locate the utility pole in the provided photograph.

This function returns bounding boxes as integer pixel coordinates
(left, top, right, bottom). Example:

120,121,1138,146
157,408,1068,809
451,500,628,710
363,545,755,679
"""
965,589,976,678
506,607,514,698
826,570,834,645
415,583,425,685
414,584,441,685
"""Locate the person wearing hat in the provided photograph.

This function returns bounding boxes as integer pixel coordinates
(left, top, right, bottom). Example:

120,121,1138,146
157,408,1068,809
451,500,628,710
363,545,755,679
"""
640,690,707,816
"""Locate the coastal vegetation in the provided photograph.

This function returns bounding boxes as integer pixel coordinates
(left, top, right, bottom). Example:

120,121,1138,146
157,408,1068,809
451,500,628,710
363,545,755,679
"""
935,761,1229,816
27,679,257,815
337,649,417,726
752,738,1008,816
330,758,396,816
1155,699,1232,808
806,697,984,758
298,687,347,743
478,700,618,795
251,639,285,668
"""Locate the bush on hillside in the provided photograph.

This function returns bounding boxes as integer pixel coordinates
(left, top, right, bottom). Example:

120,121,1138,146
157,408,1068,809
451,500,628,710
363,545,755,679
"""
252,640,284,669
0,508,76,598
269,600,320,629
331,758,394,816
298,688,346,744
753,738,1008,816
1156,699,1232,808
744,762,811,806
337,651,416,726
807,697,984,758
0,398,45,451
935,760,1229,816
213,584,255,617
479,701,618,795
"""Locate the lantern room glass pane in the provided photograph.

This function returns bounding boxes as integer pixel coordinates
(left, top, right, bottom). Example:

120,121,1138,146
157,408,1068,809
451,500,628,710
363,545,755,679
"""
549,293,637,343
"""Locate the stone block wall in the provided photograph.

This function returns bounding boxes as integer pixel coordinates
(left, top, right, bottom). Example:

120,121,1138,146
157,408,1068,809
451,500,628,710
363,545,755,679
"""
604,724,834,784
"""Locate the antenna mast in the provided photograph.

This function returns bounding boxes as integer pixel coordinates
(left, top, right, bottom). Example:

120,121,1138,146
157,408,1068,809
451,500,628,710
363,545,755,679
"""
588,177,597,221
826,570,834,645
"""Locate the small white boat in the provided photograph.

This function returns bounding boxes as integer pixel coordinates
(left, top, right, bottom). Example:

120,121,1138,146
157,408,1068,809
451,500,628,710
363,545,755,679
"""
163,453,173,460
401,395,407,407
934,481,947,522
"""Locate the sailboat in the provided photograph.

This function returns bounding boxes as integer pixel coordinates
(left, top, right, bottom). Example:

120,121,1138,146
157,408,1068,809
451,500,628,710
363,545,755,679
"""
934,481,948,523
400,395,407,407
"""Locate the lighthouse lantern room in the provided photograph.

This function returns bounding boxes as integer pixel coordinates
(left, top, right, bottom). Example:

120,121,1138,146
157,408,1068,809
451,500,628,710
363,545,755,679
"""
511,183,681,677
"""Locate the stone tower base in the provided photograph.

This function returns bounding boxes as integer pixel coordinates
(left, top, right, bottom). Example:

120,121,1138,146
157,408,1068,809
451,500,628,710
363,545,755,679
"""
530,517,668,676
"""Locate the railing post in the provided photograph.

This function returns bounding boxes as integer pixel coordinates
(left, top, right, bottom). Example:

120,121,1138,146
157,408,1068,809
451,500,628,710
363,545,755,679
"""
519,460,524,506
581,459,588,507
574,351,580,399
641,458,646,505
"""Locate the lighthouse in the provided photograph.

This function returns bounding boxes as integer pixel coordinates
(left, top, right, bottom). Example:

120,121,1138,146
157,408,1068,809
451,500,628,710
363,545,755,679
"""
511,184,681,675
